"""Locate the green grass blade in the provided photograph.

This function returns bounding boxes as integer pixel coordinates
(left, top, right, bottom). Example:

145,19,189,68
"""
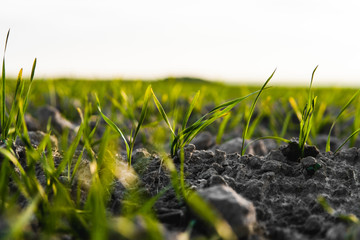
280,112,292,138
151,88,175,137
132,85,151,145
182,90,200,130
0,157,9,211
7,194,40,239
96,94,131,161
171,91,258,156
0,148,26,177
1,30,10,137
22,58,37,114
241,69,275,155
334,128,360,154
70,147,85,185
3,68,23,139
326,89,360,152
55,116,85,177
216,112,231,144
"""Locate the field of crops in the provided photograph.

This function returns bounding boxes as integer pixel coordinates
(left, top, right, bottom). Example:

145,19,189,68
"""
2,35,360,239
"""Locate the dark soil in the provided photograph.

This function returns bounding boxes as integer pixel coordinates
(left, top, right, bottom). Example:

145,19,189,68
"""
133,138,360,239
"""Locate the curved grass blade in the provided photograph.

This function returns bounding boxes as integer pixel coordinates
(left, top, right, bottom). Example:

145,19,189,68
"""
132,85,151,145
22,58,37,114
326,89,360,152
151,88,175,137
3,68,23,139
170,91,259,156
96,94,131,161
216,112,231,144
0,145,26,176
334,128,360,154
241,69,275,155
6,194,41,240
55,109,85,177
182,90,200,130
1,29,10,136
288,97,302,122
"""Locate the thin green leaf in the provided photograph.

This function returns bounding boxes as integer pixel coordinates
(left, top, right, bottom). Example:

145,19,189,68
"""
151,88,175,137
0,147,26,176
22,58,37,114
4,68,24,139
70,147,85,185
1,30,10,135
96,94,130,160
241,69,275,155
132,85,151,144
182,90,200,130
7,194,40,239
334,128,360,154
216,112,231,144
326,89,360,151
55,118,85,177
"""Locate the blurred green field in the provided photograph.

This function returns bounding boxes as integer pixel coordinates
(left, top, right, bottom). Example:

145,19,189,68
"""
8,77,358,146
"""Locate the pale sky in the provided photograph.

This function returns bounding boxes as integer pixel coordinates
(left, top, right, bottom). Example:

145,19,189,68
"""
1,0,360,85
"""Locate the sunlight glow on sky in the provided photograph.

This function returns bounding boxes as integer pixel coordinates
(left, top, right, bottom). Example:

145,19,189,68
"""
1,0,360,85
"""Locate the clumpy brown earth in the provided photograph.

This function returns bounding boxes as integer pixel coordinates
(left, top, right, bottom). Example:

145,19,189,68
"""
5,105,360,240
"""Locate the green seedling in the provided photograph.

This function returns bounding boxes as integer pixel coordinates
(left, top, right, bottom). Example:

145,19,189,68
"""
1,30,9,136
298,66,318,156
96,85,151,166
1,29,37,141
152,71,275,157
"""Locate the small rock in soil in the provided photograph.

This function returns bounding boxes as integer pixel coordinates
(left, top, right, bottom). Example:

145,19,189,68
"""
37,105,78,134
190,131,215,150
212,137,248,154
196,185,257,239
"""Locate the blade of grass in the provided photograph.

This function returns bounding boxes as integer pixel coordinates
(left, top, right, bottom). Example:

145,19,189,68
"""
288,97,302,122
170,90,260,156
0,157,9,211
216,112,231,144
182,90,200,131
1,29,10,138
96,94,131,162
241,69,275,155
7,194,41,239
54,111,85,177
334,128,360,154
19,58,37,126
130,85,151,150
326,89,360,152
3,68,23,139
151,88,175,137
